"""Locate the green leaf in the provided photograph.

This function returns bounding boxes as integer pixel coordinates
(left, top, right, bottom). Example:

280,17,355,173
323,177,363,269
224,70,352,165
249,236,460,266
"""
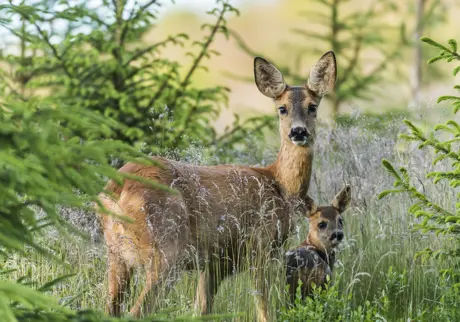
428,55,446,64
378,189,405,199
38,274,76,292
421,36,450,51
454,66,460,76
437,96,460,103
448,39,458,52
381,159,402,181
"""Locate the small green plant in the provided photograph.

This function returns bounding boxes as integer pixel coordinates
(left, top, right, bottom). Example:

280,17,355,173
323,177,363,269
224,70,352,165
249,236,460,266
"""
279,277,391,321
379,37,459,270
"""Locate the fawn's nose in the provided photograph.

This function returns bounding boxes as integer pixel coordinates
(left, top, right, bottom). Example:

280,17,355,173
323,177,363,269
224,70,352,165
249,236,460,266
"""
288,126,308,141
336,231,344,241
331,231,344,241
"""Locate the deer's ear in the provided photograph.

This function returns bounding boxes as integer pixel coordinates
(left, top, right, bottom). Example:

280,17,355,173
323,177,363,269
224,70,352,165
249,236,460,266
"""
304,195,318,218
306,51,337,97
331,185,351,214
254,57,287,99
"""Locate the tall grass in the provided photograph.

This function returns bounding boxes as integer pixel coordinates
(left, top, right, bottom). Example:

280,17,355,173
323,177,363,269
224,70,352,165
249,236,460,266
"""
3,112,456,321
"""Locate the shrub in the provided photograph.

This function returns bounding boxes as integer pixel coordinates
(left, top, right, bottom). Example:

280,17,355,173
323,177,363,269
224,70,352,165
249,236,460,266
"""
0,84,171,321
279,277,391,322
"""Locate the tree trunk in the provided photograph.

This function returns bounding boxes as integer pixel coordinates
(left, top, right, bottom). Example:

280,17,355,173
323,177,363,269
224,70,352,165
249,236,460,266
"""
411,0,426,109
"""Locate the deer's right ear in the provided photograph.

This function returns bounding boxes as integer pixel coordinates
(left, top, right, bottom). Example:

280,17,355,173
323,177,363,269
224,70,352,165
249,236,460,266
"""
306,51,337,97
331,185,351,214
304,195,318,218
254,57,287,99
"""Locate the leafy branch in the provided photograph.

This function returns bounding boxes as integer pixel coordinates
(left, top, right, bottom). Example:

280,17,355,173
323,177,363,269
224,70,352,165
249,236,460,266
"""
379,37,460,264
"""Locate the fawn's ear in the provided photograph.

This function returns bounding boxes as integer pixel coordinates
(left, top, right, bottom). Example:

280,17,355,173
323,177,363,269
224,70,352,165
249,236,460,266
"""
331,185,351,214
254,56,287,99
304,195,318,218
306,51,337,97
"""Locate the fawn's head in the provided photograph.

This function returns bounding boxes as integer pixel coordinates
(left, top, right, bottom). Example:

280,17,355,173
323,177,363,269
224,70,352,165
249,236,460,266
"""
306,185,351,252
254,51,337,147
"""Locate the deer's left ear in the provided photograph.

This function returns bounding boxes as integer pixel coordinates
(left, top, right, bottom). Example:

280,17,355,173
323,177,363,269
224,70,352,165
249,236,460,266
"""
331,185,351,214
306,51,337,97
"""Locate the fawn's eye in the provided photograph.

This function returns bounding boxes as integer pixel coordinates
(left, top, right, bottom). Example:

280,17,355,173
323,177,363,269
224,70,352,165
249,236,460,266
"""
318,221,327,229
338,218,344,226
308,104,317,114
278,106,288,115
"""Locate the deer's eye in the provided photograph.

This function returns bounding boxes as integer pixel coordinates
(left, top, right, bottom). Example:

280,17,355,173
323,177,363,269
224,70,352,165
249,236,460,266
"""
278,106,288,115
338,218,344,226
308,104,317,114
318,221,327,229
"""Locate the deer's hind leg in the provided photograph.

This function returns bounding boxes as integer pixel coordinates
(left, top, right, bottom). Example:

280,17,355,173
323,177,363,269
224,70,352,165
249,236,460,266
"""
99,196,133,316
127,190,190,318
107,251,132,316
194,267,220,315
128,246,164,318
194,257,233,315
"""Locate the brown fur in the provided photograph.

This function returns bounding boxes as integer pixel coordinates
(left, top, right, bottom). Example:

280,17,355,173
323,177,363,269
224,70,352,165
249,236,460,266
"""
98,52,337,321
285,186,351,301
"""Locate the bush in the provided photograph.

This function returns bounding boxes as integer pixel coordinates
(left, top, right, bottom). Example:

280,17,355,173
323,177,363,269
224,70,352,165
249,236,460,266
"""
0,85,171,321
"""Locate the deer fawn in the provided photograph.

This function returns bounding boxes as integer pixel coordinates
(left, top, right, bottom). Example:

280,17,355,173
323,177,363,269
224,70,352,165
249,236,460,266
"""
98,51,336,321
285,185,351,301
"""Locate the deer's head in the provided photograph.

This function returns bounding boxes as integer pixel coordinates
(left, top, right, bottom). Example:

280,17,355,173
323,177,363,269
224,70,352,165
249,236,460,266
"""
254,51,336,147
306,185,351,252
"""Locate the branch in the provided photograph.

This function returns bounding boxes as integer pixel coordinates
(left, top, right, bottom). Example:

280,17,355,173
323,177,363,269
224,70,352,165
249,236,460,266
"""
32,21,72,78
170,92,203,144
146,67,175,109
0,72,27,101
180,13,226,88
229,29,264,58
123,37,176,67
337,35,362,85
215,116,274,145
167,3,230,110
120,0,159,45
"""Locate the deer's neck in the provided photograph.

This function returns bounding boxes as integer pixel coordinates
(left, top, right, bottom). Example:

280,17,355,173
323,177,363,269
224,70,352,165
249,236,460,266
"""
267,141,313,200
302,239,336,269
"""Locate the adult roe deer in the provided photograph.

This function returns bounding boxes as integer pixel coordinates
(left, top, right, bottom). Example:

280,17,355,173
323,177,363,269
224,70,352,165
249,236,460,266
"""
285,185,351,302
98,51,337,321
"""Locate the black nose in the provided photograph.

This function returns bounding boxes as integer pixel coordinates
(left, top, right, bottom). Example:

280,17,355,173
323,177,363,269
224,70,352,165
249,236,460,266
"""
337,232,344,241
289,126,308,139
330,231,344,241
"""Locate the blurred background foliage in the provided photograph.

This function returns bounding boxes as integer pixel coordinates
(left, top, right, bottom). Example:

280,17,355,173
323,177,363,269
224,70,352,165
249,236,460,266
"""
2,0,459,159
0,0,460,321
